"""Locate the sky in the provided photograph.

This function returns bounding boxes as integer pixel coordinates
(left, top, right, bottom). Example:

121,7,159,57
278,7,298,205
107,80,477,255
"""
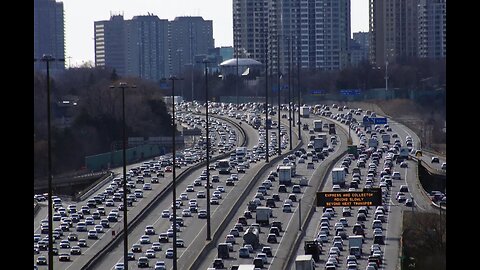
61,0,369,67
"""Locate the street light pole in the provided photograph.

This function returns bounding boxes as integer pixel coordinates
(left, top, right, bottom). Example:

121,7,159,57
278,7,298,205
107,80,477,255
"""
37,54,64,270
202,59,212,240
110,82,136,270
265,30,269,163
169,75,183,270
385,60,389,99
296,38,301,140
277,34,281,155
287,36,292,150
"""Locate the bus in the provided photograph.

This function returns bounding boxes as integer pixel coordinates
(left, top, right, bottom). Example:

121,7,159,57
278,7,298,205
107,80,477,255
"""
216,159,231,174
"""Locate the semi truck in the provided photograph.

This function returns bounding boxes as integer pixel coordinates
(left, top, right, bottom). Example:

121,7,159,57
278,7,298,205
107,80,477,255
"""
304,240,321,262
243,226,260,248
300,106,310,118
295,254,315,270
349,235,364,258
332,167,346,187
313,138,324,152
328,123,336,134
278,166,292,186
255,207,272,225
313,120,322,132
381,134,390,144
368,138,378,148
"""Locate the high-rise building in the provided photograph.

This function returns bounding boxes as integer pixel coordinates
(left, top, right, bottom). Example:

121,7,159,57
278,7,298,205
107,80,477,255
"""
94,15,213,82
418,0,446,59
169,17,214,75
233,0,351,73
369,0,419,66
94,14,126,76
350,31,370,66
126,15,169,81
34,0,65,71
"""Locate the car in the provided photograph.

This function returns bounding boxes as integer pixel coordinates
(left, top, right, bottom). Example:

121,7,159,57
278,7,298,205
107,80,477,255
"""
143,183,152,190
262,246,273,257
140,235,151,244
58,253,70,261
145,225,156,235
197,191,206,198
441,162,446,170
161,210,170,218
137,256,150,267
225,234,236,244
399,185,409,192
307,162,314,169
154,260,166,270
70,245,81,255
67,233,78,241
405,198,414,207
36,256,47,265
182,209,192,217
132,243,143,253
239,247,250,258
60,240,71,249
145,249,156,258
282,204,292,213
400,161,408,168
392,171,401,180
198,209,208,219
114,263,125,270
267,233,277,243
78,239,87,247
158,233,169,243
256,252,268,264
151,242,162,251
292,185,301,193
176,239,185,247
165,248,174,258
213,258,224,269
431,157,440,163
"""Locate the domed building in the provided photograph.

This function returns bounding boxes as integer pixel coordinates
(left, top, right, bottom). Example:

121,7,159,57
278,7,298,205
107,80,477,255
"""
219,58,263,79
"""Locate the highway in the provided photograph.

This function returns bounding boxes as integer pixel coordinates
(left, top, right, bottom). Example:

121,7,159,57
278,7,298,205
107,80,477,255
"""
33,110,245,270
34,102,445,270
197,112,347,270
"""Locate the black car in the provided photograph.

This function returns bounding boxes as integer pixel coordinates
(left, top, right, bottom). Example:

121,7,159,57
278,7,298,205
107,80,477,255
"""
213,258,224,269
262,246,273,257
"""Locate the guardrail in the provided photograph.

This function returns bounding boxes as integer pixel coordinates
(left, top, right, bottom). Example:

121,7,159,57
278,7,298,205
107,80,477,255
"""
74,171,114,202
81,113,247,270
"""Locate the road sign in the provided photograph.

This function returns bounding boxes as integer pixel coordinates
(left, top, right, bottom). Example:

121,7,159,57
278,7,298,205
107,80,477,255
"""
373,117,388,125
316,188,382,207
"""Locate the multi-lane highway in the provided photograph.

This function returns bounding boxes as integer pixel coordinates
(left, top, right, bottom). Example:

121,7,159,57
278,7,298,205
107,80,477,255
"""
34,101,445,270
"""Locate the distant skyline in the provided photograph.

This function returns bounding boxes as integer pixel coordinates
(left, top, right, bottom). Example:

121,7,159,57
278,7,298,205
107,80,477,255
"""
61,0,369,67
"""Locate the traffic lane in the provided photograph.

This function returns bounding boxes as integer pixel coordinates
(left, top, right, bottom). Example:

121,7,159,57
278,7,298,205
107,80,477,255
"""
90,117,248,269
200,124,345,270
33,170,185,270
33,116,239,268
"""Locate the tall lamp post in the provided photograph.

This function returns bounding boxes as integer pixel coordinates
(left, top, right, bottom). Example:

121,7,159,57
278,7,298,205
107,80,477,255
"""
296,36,301,140
110,82,136,270
287,36,292,150
169,75,183,270
264,29,269,163
385,60,389,99
202,59,212,240
277,34,281,155
35,54,64,270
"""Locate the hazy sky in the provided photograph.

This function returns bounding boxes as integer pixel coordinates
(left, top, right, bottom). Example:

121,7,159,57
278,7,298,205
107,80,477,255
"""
62,0,369,67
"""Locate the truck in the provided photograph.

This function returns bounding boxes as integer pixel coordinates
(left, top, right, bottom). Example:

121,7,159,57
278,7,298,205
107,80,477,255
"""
304,240,322,262
397,147,410,163
295,254,315,270
217,243,230,259
313,138,324,152
243,226,260,248
236,147,247,163
278,166,292,186
349,235,364,258
300,106,310,118
332,168,346,187
255,207,272,225
313,120,322,132
368,138,378,148
381,134,390,144
348,145,358,158
328,123,336,134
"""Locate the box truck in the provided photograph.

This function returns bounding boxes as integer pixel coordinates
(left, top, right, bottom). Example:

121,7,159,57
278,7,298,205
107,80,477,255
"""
313,120,322,132
295,254,315,270
332,168,346,187
278,166,292,186
300,106,310,118
349,235,364,258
